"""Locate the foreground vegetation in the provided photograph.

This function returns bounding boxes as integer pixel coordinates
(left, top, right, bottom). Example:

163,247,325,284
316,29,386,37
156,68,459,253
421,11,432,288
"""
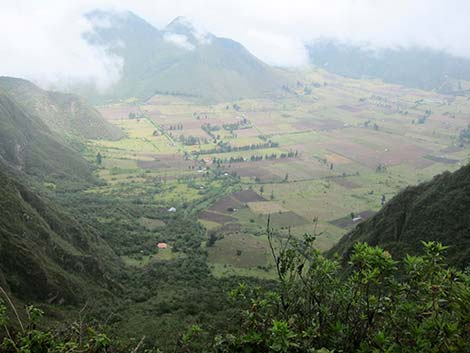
2,238,469,352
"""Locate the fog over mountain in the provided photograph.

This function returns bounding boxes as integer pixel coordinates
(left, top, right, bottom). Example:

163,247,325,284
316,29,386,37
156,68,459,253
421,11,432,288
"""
1,0,469,90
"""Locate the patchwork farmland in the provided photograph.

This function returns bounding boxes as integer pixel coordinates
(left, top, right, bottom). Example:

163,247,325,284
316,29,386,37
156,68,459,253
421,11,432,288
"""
87,68,470,278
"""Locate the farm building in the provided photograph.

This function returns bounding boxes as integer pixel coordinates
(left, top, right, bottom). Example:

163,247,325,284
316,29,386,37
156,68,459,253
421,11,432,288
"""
202,157,213,165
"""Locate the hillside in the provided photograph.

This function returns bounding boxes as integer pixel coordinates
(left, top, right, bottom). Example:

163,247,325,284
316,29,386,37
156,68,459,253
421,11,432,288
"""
0,165,119,304
0,89,120,304
82,11,285,102
308,40,470,94
0,91,95,183
329,163,470,267
0,76,123,140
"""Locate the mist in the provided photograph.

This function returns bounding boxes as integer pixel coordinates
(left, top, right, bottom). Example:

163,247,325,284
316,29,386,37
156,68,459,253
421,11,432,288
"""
1,0,468,90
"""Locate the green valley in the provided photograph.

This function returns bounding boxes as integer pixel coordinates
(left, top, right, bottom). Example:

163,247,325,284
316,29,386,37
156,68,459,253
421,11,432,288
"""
1,5,470,353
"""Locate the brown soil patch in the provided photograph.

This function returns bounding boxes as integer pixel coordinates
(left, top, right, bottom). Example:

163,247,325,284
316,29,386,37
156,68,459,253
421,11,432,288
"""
232,189,266,203
269,211,309,227
199,211,237,224
138,154,197,169
227,162,281,182
325,140,431,170
331,177,360,189
209,196,243,214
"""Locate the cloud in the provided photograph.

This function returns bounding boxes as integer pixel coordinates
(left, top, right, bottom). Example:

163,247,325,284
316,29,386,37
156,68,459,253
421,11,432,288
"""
1,0,469,89
0,2,123,91
163,33,195,50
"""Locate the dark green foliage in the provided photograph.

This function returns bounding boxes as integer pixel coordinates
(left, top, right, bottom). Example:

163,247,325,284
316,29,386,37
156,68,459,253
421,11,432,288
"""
96,152,102,165
459,125,470,145
0,168,119,305
199,239,470,353
330,164,470,268
0,297,112,353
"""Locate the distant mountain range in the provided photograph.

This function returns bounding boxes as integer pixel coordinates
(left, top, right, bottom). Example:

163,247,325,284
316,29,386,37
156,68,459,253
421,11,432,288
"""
307,41,470,94
69,11,470,102
82,11,286,102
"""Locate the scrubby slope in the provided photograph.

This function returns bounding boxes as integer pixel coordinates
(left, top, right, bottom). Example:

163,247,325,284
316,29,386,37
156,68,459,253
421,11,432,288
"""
329,164,470,267
0,92,95,183
0,166,119,304
0,76,123,140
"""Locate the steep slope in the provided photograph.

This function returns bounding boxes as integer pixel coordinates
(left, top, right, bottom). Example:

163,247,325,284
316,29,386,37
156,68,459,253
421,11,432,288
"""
0,165,119,304
0,92,93,183
0,76,123,140
83,11,284,102
329,164,470,267
308,40,470,94
0,90,120,304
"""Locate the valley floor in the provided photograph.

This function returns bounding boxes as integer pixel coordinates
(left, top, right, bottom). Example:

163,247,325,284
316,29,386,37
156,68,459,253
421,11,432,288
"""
83,68,469,279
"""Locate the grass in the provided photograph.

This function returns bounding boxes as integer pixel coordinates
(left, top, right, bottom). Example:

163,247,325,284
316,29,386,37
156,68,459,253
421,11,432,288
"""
154,182,205,205
210,262,277,280
138,217,165,230
247,201,288,214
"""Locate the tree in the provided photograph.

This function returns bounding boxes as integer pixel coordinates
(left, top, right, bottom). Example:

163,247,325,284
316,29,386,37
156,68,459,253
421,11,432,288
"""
96,152,102,165
284,173,289,182
260,186,264,194
210,233,470,353
206,230,218,247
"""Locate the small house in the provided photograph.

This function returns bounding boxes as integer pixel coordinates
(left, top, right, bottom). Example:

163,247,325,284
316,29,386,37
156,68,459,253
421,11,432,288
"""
157,242,168,249
168,207,176,212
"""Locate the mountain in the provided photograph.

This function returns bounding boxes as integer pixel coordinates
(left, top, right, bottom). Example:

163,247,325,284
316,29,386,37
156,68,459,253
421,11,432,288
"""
0,76,123,140
0,90,95,183
307,40,470,94
0,84,120,304
329,163,470,268
82,11,285,102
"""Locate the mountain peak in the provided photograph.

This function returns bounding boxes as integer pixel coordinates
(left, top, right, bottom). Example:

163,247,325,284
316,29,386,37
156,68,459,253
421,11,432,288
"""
166,16,194,30
164,16,212,46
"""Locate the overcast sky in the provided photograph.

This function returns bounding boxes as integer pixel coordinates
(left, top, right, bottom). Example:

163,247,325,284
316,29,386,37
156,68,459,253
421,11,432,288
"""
1,0,468,90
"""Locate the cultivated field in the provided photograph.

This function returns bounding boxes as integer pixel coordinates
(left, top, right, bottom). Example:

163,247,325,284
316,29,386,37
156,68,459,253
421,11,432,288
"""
86,67,470,278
